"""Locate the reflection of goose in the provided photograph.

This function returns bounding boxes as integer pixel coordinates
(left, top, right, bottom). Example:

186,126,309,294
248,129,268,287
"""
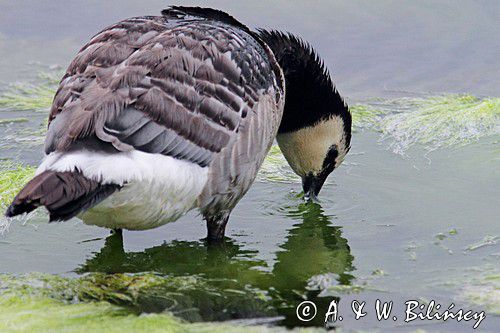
6,6,351,241
272,203,354,327
79,202,353,326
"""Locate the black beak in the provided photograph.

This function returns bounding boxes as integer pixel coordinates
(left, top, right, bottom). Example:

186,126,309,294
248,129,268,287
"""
302,173,327,202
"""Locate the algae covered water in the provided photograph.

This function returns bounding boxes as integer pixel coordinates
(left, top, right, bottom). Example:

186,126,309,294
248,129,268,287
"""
0,1,499,332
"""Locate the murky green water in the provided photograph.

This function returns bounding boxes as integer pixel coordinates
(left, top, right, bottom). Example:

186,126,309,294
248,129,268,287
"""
0,1,499,332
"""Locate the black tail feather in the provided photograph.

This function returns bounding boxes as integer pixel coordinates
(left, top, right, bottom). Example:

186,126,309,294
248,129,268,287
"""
5,170,120,221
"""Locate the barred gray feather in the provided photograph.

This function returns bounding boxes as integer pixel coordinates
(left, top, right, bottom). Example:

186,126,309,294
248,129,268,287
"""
44,9,284,221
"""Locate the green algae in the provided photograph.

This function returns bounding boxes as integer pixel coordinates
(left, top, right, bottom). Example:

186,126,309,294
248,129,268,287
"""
351,94,500,154
0,118,29,124
462,277,500,315
458,266,500,316
0,295,172,333
0,71,59,112
0,71,58,150
0,161,35,209
0,292,281,333
380,95,500,154
435,233,447,241
0,273,323,332
437,263,500,316
465,235,499,251
350,103,383,130
259,145,299,183
0,272,275,323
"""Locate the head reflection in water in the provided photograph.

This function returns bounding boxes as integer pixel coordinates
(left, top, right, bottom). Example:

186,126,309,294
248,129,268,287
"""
78,203,354,327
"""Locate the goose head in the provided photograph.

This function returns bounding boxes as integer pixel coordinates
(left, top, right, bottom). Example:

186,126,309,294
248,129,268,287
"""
259,30,352,201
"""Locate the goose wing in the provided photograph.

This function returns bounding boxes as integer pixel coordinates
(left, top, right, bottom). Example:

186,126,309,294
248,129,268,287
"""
198,92,283,216
46,13,283,171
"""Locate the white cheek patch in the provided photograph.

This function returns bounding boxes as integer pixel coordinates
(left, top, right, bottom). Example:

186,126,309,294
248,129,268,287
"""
276,115,347,177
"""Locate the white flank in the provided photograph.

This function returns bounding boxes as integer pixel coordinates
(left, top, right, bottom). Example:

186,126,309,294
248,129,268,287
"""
37,150,208,230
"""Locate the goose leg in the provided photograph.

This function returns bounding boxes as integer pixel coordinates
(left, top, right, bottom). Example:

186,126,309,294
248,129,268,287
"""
205,213,230,243
101,228,124,255
110,228,123,237
106,228,123,248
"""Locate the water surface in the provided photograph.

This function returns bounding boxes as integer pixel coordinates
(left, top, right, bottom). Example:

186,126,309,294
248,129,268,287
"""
0,1,499,332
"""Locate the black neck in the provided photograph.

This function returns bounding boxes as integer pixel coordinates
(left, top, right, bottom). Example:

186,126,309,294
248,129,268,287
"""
258,30,351,138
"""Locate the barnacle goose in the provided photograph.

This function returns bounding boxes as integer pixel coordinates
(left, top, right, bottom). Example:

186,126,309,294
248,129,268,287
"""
6,6,351,241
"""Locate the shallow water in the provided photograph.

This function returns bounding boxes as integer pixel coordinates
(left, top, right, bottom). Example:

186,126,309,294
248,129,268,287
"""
0,1,499,332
